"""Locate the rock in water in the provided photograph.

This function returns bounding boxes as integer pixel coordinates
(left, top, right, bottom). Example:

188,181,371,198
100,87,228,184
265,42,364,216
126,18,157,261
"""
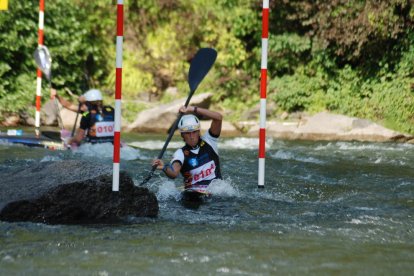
0,160,158,224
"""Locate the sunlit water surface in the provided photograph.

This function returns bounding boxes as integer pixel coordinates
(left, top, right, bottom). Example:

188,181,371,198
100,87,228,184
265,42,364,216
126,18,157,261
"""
1,134,413,275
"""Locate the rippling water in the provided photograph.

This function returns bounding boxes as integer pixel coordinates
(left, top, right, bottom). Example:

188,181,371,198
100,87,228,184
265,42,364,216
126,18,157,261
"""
1,134,413,275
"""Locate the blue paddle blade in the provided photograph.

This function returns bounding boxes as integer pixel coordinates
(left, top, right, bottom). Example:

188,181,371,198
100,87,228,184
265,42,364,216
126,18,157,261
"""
188,48,217,92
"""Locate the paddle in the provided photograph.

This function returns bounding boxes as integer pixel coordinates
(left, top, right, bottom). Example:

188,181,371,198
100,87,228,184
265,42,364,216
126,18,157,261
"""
34,45,52,81
140,48,217,185
33,45,64,132
71,103,81,137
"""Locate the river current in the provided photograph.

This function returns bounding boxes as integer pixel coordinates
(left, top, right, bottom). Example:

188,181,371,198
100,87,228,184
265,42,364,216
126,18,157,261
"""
1,134,413,275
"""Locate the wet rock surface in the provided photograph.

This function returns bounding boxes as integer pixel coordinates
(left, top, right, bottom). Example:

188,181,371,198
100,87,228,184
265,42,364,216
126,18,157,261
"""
245,112,414,143
0,160,158,224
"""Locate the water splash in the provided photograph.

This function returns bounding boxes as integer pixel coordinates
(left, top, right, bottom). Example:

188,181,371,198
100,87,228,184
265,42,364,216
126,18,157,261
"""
156,181,181,201
40,155,62,162
154,178,240,202
206,178,240,197
128,140,183,150
129,137,277,151
220,137,277,150
73,143,141,160
315,141,414,152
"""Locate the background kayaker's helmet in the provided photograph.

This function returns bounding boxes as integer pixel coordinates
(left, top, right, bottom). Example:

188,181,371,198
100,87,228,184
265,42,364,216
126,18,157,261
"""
178,114,200,133
83,89,103,102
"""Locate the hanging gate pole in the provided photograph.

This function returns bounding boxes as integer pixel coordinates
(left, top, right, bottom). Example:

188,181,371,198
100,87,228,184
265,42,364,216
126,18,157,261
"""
258,0,269,188
113,0,124,192
35,0,45,136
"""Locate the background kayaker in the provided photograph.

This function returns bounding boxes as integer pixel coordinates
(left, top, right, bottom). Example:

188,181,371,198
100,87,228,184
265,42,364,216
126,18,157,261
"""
152,105,223,193
68,89,115,146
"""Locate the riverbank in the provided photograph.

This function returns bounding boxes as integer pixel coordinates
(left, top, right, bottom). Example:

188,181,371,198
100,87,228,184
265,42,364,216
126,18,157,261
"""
1,93,413,143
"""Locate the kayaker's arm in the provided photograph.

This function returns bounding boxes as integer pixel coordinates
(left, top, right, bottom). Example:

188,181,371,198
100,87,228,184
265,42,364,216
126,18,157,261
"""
51,88,88,113
179,105,223,137
152,159,181,179
51,88,78,112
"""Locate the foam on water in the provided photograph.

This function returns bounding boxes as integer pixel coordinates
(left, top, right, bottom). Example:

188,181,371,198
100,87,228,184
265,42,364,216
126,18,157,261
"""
315,141,414,152
206,178,240,197
250,189,295,203
269,149,325,164
220,137,274,150
156,180,181,201
129,137,277,151
128,140,183,150
0,140,13,146
73,143,141,160
40,155,62,162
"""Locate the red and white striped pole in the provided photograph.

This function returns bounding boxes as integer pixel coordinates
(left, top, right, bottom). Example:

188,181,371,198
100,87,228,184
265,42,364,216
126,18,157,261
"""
35,0,45,136
113,0,123,192
258,0,269,188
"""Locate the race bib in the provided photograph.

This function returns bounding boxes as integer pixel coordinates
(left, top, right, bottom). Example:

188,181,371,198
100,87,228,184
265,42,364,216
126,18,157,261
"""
95,121,115,137
189,160,216,184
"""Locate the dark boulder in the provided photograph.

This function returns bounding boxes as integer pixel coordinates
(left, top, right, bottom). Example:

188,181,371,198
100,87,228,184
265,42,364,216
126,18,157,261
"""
0,160,158,224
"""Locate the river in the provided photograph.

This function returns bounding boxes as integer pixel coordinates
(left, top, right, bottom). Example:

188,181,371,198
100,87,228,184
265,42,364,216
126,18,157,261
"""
1,133,413,275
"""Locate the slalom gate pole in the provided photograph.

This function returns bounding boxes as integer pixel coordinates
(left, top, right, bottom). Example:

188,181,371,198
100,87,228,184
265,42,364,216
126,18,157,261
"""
35,0,45,136
258,0,269,189
112,0,123,192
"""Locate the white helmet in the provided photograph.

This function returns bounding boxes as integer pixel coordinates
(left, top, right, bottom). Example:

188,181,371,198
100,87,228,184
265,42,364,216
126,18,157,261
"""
178,114,200,133
83,89,103,101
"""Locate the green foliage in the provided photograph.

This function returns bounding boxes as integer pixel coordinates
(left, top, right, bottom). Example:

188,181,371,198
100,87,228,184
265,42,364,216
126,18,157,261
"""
1,0,413,134
269,64,329,113
122,101,150,123
106,49,154,100
308,0,412,66
269,42,414,134
0,1,37,120
268,33,312,75
0,0,113,121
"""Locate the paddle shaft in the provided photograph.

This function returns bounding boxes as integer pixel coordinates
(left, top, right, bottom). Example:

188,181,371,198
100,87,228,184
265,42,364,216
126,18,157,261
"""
71,103,81,137
48,79,64,130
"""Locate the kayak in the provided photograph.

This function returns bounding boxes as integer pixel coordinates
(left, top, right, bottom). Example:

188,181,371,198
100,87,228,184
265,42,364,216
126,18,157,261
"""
0,132,66,150
181,188,211,202
0,131,127,151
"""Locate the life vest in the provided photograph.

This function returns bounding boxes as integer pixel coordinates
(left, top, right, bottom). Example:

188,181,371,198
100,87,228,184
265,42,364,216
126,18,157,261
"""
180,139,222,189
82,106,115,144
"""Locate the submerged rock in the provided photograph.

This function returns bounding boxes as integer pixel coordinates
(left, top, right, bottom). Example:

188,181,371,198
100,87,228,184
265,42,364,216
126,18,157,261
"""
0,160,158,224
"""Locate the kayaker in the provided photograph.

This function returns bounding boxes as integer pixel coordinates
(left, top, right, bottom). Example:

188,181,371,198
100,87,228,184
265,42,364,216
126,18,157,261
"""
152,105,223,193
68,89,115,146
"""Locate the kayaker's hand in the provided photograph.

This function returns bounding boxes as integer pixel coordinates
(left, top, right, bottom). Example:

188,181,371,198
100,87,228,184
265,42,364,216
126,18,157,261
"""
79,103,88,112
152,159,164,170
78,95,86,103
179,105,195,114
